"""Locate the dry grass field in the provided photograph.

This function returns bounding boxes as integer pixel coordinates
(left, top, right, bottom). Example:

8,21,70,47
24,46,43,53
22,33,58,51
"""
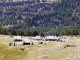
0,35,80,60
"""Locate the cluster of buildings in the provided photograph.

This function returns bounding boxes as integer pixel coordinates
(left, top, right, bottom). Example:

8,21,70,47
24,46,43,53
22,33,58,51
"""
9,35,68,46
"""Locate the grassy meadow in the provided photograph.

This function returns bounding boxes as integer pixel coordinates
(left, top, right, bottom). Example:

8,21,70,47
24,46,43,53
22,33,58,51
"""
0,35,80,60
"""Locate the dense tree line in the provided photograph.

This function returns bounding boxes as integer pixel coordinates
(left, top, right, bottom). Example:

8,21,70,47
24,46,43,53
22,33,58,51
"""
11,29,44,36
0,26,80,36
0,26,8,35
0,26,44,36
60,28,79,36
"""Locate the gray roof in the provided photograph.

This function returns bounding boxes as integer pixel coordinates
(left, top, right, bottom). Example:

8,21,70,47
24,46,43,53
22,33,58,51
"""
35,36,42,40
45,36,58,40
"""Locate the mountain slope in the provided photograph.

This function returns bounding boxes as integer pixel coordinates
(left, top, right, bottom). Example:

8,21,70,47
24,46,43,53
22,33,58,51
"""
0,0,80,34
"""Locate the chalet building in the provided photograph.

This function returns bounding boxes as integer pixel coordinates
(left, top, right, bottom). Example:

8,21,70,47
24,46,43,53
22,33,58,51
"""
13,36,23,46
44,36,58,41
23,39,31,45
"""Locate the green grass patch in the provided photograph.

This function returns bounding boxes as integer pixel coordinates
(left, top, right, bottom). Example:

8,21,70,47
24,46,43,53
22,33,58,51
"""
0,45,27,60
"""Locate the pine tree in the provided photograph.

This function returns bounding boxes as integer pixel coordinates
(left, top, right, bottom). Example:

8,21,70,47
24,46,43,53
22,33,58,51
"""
32,30,39,36
25,30,32,36
40,32,44,37
11,30,17,35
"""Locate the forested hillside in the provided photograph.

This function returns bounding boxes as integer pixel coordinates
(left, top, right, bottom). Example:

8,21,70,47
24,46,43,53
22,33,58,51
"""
0,0,80,35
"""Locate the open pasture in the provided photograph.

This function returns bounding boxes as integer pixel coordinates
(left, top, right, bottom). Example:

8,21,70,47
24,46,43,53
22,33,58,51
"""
0,35,80,60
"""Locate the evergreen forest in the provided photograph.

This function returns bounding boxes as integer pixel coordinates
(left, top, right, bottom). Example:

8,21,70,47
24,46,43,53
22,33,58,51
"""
0,0,80,35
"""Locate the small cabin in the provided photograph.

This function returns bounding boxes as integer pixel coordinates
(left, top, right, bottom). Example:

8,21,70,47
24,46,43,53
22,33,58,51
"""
35,35,42,40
